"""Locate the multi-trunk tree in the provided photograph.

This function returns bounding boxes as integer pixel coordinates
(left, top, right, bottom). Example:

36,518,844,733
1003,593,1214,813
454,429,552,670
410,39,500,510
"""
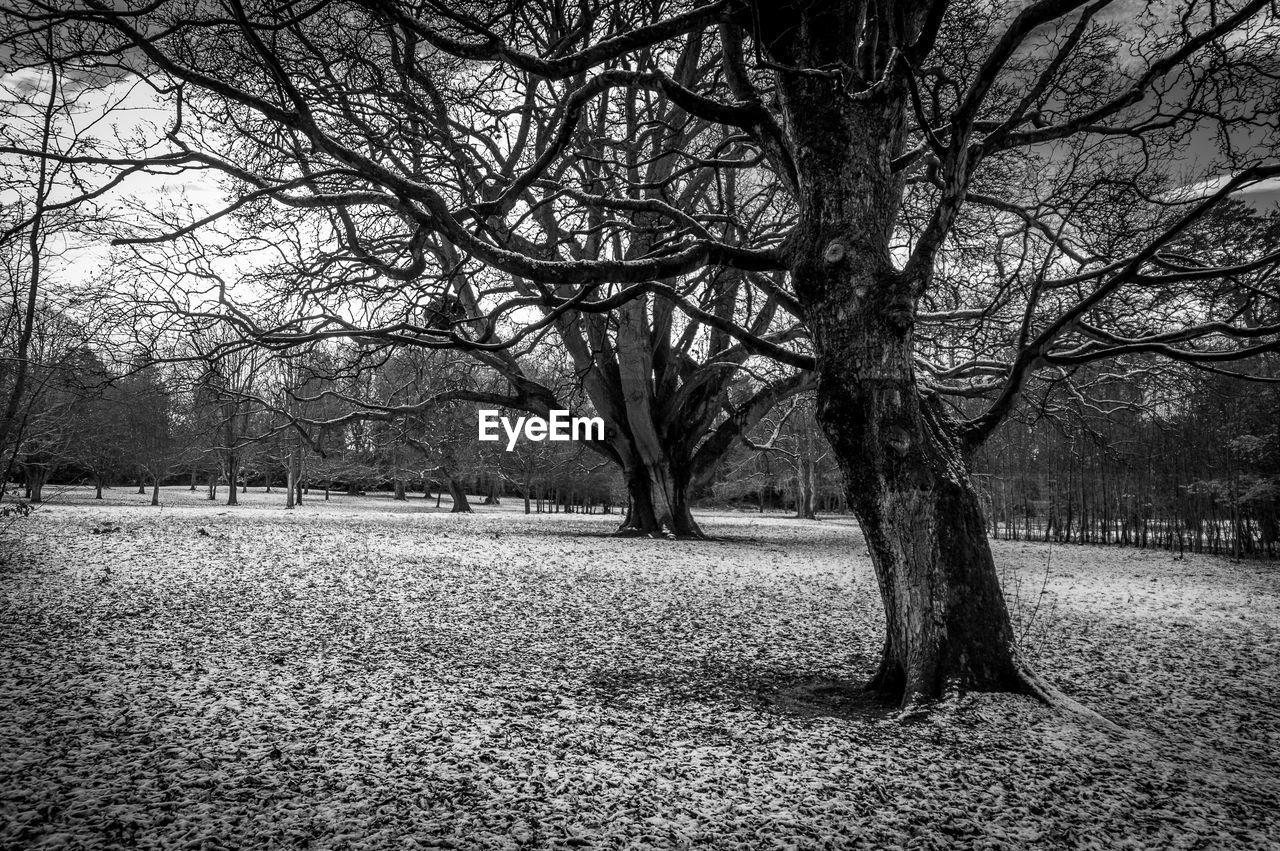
9,0,1280,713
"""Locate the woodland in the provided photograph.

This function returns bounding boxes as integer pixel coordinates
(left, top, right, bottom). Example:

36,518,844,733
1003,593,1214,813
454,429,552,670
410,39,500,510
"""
1,0,1280,846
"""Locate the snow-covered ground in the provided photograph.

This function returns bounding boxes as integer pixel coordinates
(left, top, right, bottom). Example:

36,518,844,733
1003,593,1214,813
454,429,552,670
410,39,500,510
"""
1,486,1276,849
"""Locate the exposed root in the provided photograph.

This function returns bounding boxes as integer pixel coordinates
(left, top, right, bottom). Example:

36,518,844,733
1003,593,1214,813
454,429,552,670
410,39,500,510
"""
1016,662,1124,733
894,691,936,722
612,517,706,540
864,656,1124,733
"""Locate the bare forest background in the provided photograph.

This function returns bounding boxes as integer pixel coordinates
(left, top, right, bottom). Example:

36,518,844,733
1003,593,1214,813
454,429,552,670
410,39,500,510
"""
2,2,1279,562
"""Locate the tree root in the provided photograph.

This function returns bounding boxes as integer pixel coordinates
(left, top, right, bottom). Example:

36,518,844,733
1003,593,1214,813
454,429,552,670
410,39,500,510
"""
864,657,1125,734
1015,662,1124,733
612,520,705,540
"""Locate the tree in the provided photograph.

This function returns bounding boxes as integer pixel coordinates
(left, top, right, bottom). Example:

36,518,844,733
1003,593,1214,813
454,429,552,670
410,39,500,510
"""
56,344,125,499
0,32,125,488
189,332,267,506
735,395,838,519
116,364,178,506
12,1,1280,713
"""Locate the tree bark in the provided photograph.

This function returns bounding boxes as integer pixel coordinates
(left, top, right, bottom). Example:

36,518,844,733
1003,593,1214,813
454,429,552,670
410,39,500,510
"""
795,456,817,520
448,477,472,513
762,3,1033,709
616,458,701,537
27,466,46,504
226,454,239,506
610,297,703,538
294,451,304,506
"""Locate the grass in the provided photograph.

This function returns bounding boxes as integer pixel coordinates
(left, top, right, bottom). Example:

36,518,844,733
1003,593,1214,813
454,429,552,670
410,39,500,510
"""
1,486,1277,849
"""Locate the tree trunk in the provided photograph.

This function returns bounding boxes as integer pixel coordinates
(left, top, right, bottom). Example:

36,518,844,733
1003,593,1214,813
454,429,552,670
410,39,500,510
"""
27,466,46,503
285,451,296,510
448,477,472,513
393,478,406,501
795,456,817,520
763,8,1041,710
226,454,239,506
816,345,1025,706
610,297,702,538
294,451,304,506
615,459,701,537
809,293,1027,707
150,474,160,507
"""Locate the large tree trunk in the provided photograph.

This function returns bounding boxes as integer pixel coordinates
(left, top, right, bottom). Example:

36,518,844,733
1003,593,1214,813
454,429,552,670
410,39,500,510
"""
821,370,1024,705
762,3,1035,710
616,460,700,537
611,298,702,538
802,241,1031,707
27,466,46,503
448,477,472,513
799,193,1025,708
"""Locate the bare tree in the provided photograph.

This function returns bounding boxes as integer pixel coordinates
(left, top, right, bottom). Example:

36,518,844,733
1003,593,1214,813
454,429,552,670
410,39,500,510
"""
0,32,133,487
11,1,1280,714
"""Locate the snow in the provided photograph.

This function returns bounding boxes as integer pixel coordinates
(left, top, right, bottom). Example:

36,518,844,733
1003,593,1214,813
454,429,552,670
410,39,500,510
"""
1,486,1276,848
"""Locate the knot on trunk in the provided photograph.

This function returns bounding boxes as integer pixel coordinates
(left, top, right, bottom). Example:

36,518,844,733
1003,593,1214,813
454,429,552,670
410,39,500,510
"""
886,426,912,455
823,240,846,264
886,296,914,332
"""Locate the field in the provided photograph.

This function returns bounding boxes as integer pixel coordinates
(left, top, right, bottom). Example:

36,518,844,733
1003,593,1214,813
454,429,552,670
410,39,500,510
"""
1,486,1278,849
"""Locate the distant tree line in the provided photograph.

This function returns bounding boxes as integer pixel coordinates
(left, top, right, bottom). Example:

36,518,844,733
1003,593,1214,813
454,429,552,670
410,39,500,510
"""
0,328,625,514
972,364,1280,559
